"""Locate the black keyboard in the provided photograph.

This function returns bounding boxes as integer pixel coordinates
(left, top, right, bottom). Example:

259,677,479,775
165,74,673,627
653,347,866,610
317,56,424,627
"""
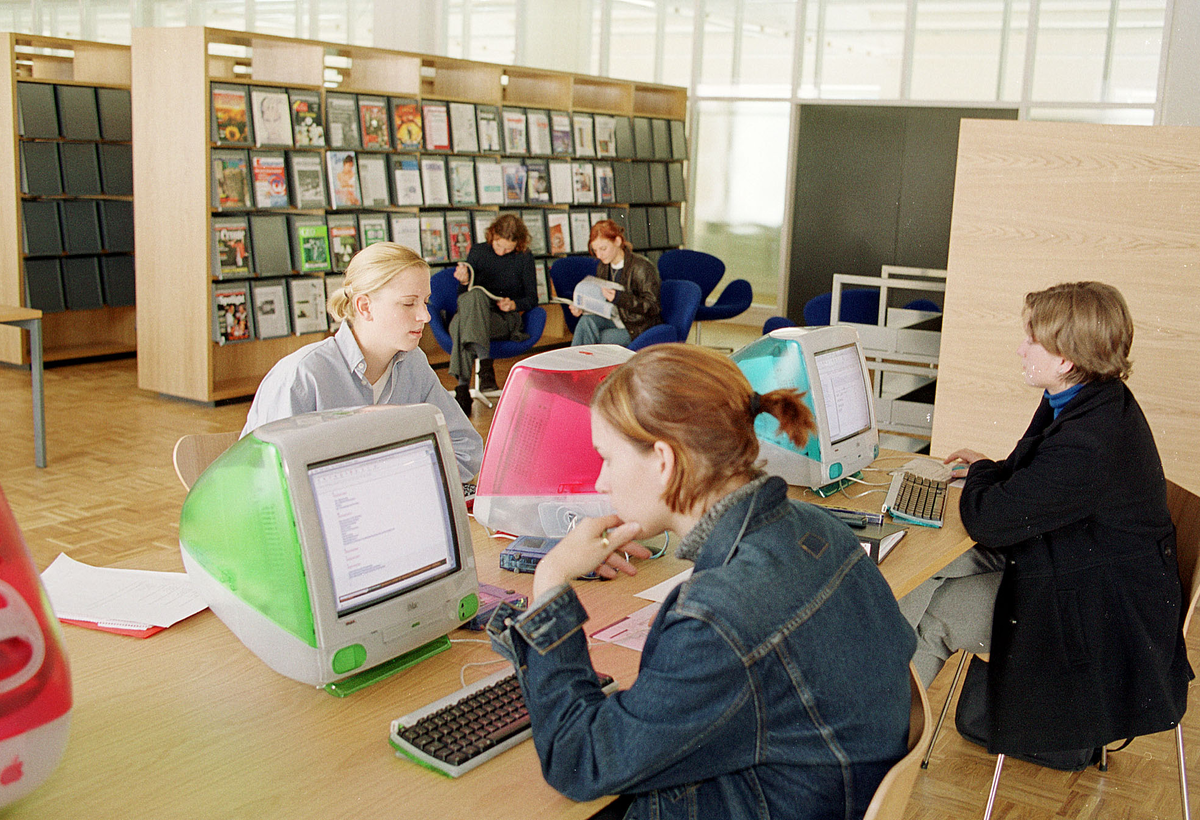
389,667,616,777
883,470,947,528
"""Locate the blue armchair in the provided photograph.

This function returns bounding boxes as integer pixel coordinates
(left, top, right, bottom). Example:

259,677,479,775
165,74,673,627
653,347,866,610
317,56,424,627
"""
628,279,702,351
802,289,880,326
657,249,752,343
547,255,599,335
426,266,547,408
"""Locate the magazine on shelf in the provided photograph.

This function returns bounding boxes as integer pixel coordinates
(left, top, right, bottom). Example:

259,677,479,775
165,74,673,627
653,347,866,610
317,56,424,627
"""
448,156,478,206
572,112,595,158
324,92,361,150
250,278,291,339
419,213,448,263
475,158,504,205
550,111,573,156
389,214,421,254
358,212,389,247
475,105,502,152
502,107,528,155
358,95,391,150
250,87,293,148
250,151,289,209
527,109,552,156
420,156,451,206
288,277,328,334
526,158,551,204
212,150,252,210
327,214,361,272
545,211,570,255
288,89,325,147
389,155,423,206
391,98,423,151
594,115,617,158
211,83,252,146
288,151,328,209
211,216,253,279
572,162,595,205
449,102,479,153
357,153,390,207
445,211,473,263
422,100,451,151
326,150,363,208
212,281,254,344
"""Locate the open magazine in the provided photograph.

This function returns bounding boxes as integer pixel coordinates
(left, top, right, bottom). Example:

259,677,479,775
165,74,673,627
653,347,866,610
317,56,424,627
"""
551,275,625,323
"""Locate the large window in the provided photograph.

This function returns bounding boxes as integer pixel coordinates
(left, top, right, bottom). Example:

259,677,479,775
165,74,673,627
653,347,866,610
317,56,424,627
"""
7,0,1174,315
692,100,791,307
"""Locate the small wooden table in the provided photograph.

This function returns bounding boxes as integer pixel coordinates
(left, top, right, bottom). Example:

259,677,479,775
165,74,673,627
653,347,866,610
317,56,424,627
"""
0,306,45,468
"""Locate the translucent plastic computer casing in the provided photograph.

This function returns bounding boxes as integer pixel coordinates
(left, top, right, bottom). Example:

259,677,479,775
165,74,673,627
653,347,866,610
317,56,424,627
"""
473,345,633,537
732,326,879,489
0,485,71,808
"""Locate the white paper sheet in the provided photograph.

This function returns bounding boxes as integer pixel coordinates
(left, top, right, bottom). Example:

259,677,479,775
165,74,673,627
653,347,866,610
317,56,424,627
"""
40,553,208,629
634,568,692,603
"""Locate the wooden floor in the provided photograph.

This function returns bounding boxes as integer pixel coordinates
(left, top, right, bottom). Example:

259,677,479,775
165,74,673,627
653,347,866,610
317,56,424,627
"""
1,351,1197,819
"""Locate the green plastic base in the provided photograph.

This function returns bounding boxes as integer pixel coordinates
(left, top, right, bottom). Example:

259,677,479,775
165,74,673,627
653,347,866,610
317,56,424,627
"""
324,635,452,698
812,471,864,498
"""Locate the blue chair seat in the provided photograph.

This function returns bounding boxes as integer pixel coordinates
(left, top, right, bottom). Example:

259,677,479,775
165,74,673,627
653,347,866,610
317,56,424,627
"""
657,249,750,343
547,256,599,335
426,266,547,407
628,279,702,351
803,289,880,326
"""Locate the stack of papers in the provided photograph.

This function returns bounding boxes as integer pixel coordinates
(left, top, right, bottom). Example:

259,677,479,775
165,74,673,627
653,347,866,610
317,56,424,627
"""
40,554,208,638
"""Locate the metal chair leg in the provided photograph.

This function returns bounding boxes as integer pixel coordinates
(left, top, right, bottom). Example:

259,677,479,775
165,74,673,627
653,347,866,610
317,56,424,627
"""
1178,724,1192,820
922,651,972,768
983,754,1005,820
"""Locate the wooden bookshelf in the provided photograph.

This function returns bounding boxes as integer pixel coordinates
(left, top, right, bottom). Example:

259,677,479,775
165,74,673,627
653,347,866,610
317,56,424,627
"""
132,27,686,404
0,33,135,366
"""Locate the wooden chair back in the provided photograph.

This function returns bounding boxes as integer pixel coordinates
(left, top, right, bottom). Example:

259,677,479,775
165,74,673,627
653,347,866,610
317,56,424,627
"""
1167,480,1200,637
172,431,240,491
863,665,933,820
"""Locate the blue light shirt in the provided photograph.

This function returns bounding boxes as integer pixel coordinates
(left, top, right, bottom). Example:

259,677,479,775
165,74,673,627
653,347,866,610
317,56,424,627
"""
241,322,484,478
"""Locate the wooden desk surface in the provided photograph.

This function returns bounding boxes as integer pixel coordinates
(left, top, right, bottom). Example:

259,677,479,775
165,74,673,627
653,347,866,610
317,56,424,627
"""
10,454,972,820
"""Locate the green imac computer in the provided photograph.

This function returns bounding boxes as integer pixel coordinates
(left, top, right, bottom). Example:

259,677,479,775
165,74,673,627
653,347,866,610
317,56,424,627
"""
178,404,479,695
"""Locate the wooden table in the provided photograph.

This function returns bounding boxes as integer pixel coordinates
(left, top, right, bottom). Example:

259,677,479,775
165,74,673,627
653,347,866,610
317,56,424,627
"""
0,306,45,468
10,457,972,819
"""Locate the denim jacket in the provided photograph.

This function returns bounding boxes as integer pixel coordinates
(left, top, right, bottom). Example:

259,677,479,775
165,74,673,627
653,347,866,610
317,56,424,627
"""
488,476,916,820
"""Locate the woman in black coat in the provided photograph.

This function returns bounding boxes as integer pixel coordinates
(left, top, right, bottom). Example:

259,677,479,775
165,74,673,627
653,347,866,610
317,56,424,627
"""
905,281,1192,761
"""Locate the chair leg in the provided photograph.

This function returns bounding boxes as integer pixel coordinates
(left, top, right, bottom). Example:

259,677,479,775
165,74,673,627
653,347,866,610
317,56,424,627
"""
469,358,496,409
983,754,1005,820
1178,724,1192,820
922,651,972,768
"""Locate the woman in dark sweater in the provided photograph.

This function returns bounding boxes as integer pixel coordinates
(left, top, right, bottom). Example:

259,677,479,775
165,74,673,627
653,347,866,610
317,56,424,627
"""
449,213,538,415
901,281,1192,766
570,219,661,346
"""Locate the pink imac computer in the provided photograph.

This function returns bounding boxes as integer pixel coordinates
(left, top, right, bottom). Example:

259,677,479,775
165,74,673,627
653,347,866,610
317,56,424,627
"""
0,485,71,808
472,345,633,537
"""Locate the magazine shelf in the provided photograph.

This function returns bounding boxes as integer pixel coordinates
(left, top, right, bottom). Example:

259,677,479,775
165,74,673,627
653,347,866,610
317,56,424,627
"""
133,27,686,403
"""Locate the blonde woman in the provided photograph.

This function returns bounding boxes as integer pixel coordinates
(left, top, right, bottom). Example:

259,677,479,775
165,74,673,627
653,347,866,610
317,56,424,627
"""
242,242,482,479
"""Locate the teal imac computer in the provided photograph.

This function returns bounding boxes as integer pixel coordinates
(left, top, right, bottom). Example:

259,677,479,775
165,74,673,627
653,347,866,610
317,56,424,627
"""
178,404,479,695
731,325,879,491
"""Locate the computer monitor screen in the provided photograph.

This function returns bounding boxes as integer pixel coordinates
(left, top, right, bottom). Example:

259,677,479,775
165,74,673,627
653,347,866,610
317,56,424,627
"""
814,343,873,445
179,404,479,692
732,326,878,490
309,435,459,617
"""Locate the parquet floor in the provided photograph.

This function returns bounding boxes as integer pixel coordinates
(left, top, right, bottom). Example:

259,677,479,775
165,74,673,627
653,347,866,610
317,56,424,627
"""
1,352,1197,819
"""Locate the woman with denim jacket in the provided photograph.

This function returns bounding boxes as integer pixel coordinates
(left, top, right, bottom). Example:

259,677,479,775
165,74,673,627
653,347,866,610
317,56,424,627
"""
487,344,916,820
